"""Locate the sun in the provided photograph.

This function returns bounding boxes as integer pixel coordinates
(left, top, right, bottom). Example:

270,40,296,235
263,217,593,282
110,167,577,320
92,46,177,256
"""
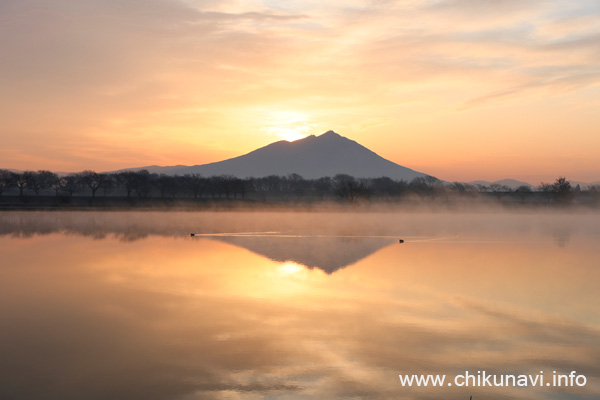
279,261,304,276
259,110,314,142
277,128,309,142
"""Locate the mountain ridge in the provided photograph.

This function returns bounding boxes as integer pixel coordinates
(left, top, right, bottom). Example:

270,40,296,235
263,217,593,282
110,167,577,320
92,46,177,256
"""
119,130,431,181
106,131,599,186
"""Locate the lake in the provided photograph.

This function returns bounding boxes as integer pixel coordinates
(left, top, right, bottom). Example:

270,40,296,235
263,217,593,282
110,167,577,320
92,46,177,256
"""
0,211,599,400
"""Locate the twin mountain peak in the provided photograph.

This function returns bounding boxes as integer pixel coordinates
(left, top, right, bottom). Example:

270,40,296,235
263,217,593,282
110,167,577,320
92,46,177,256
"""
132,130,429,181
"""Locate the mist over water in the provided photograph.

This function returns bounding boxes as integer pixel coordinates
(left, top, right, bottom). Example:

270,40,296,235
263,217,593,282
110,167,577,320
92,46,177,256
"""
0,210,599,399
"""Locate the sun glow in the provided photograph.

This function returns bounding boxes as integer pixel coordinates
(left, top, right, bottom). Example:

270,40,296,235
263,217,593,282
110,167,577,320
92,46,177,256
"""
259,110,314,142
279,261,304,276
277,128,309,142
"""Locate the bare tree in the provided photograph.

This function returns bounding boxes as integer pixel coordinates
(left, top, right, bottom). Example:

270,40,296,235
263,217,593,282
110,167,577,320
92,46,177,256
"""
475,184,490,193
489,183,511,201
514,185,532,203
285,173,308,198
588,185,600,206
116,171,138,198
451,182,478,198
0,170,17,197
371,177,406,199
231,177,247,199
13,173,27,197
80,170,106,197
15,171,34,197
409,176,441,199
537,182,553,203
218,175,237,199
132,170,152,198
99,175,116,197
60,174,82,197
153,174,176,198
334,174,370,203
47,173,63,196
36,171,59,196
312,177,333,200
552,177,572,204
183,174,207,199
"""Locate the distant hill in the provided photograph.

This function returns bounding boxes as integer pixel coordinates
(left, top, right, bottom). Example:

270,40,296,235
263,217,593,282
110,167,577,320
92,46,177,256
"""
570,180,600,189
469,179,600,189
118,131,430,181
111,165,189,175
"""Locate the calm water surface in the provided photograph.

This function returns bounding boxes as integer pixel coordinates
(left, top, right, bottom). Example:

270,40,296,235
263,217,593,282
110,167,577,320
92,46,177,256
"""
0,211,599,400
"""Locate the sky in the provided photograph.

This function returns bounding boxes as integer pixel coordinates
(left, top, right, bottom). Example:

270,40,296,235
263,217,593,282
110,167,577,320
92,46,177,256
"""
1,0,599,183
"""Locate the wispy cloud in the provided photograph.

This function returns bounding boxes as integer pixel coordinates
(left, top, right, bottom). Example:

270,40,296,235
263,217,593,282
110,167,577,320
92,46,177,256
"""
1,0,600,180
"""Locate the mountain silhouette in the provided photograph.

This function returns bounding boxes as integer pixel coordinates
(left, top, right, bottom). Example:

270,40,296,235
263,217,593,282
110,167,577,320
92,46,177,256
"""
205,234,397,274
0,212,396,273
152,131,429,180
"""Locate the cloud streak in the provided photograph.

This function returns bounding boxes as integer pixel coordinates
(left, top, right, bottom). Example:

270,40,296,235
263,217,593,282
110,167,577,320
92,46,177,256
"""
1,0,600,181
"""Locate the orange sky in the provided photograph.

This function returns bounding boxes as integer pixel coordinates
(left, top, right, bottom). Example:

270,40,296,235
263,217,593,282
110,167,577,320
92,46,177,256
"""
1,0,599,183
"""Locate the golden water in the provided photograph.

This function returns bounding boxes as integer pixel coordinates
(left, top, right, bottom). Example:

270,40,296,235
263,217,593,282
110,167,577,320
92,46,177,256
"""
0,211,598,399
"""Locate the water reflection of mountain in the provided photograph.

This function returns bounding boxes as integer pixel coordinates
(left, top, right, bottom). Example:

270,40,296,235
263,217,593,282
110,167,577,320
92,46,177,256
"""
0,212,397,273
206,234,396,274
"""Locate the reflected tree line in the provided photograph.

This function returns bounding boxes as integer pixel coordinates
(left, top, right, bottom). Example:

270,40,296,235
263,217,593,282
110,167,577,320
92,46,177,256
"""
0,169,598,206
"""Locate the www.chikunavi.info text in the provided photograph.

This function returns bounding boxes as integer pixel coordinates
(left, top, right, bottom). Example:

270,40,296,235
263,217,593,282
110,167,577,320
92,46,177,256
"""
399,371,587,387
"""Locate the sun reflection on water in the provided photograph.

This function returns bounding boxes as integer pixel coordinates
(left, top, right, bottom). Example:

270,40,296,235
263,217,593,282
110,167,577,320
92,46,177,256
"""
0,212,599,399
279,261,304,276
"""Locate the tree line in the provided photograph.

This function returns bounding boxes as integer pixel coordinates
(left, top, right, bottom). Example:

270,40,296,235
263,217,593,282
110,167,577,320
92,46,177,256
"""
0,169,598,206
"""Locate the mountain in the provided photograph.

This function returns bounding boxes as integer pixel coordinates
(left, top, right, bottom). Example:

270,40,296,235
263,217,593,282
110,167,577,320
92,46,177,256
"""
570,180,600,189
112,165,189,175
107,130,599,185
136,131,429,181
209,234,396,274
